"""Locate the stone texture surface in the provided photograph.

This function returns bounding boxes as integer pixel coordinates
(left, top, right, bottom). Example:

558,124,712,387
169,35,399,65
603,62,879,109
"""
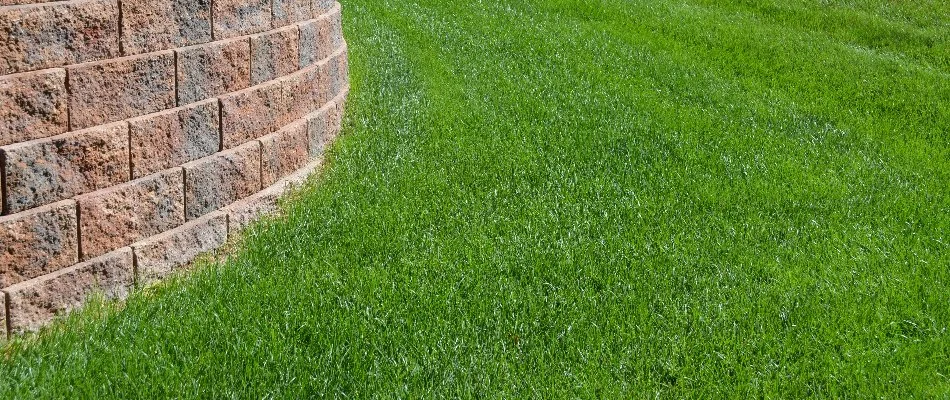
306,101,334,158
2,122,130,214
0,0,119,75
120,0,212,55
0,200,78,288
279,68,314,126
329,46,349,97
184,141,261,220
76,168,185,261
313,0,335,17
219,81,281,149
225,182,282,235
305,59,333,110
4,247,133,334
261,120,309,187
298,19,320,68
130,100,220,179
132,211,226,284
273,0,310,27
250,26,300,85
176,37,251,105
67,51,175,130
0,68,68,147
213,0,271,39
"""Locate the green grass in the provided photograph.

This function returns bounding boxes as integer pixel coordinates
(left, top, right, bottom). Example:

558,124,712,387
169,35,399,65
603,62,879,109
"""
2,0,949,397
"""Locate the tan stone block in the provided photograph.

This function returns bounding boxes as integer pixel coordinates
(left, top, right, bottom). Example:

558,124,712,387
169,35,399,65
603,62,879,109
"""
132,212,226,284
183,141,262,220
250,25,300,85
219,81,281,149
1,122,130,213
260,120,308,187
0,200,78,288
67,51,176,130
76,169,185,260
120,0,212,55
0,68,68,147
213,0,271,39
4,248,133,334
129,100,220,179
176,37,251,105
0,0,119,75
273,0,310,27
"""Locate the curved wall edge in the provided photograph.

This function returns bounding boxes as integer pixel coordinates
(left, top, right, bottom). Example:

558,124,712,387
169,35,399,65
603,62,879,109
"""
0,0,350,336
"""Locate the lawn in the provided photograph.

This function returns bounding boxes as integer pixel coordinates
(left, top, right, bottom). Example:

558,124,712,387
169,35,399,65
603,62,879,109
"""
1,0,948,397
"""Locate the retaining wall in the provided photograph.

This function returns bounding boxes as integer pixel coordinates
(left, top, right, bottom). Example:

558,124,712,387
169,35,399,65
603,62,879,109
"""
0,0,349,336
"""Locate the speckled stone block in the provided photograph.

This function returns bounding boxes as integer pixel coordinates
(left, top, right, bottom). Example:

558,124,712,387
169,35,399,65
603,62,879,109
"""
250,25,299,85
4,247,133,334
130,100,220,179
306,101,333,158
225,181,282,235
76,168,185,261
329,46,349,96
273,0,310,27
0,200,78,288
132,212,226,284
298,19,320,68
67,51,175,130
176,37,251,105
120,0,212,55
305,59,332,110
325,5,344,54
183,141,261,220
219,81,281,149
0,68,68,147
313,0,335,17
213,0,271,39
0,0,119,75
2,122,130,214
278,69,313,125
260,120,308,187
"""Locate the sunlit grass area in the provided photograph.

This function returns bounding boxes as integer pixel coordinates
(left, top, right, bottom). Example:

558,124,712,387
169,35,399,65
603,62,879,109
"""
1,0,948,397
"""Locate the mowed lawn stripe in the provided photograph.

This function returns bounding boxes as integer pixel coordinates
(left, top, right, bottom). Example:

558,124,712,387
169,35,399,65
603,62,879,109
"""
0,0,947,397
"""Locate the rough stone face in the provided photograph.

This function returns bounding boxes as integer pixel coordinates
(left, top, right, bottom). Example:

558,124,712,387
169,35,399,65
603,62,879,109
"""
130,100,220,179
279,69,314,126
132,212,226,284
4,247,133,334
250,26,300,85
306,101,334,158
213,0,271,39
121,0,212,55
0,0,119,75
219,81,281,149
297,19,320,68
325,6,344,55
260,120,309,187
273,0,310,27
225,182,282,235
305,59,332,110
329,47,349,97
76,168,185,261
0,200,78,288
313,0,335,17
2,122,130,214
183,141,261,221
0,68,68,147
176,37,251,105
67,51,175,130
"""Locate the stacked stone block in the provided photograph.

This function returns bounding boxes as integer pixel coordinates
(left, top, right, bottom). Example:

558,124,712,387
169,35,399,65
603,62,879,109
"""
0,0,349,337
